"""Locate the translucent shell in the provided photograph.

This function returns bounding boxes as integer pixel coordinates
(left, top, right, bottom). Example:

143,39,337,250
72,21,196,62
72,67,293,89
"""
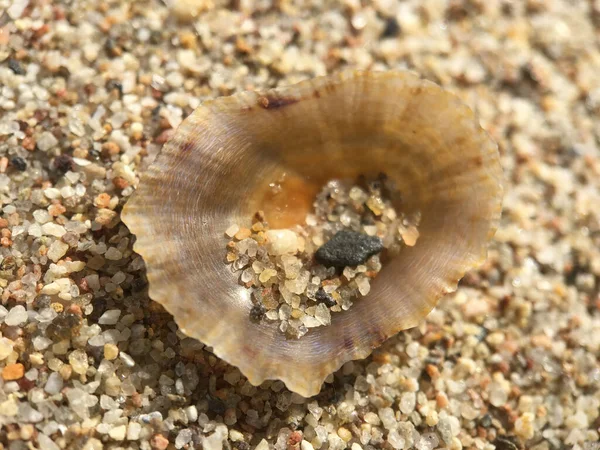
122,71,503,397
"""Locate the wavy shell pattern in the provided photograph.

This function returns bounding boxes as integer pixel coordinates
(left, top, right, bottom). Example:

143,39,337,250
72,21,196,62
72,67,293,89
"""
122,71,503,397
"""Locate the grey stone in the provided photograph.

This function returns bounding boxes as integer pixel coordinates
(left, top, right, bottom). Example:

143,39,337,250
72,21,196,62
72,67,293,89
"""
315,230,383,267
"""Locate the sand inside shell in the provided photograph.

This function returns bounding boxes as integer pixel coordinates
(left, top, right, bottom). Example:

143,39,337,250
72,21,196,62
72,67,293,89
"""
225,174,421,339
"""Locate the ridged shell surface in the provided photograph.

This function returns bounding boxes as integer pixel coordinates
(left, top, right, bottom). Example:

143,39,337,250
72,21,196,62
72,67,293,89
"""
122,70,503,397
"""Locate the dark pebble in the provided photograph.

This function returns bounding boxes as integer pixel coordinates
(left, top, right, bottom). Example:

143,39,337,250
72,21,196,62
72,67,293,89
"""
207,395,226,415
249,304,266,322
149,30,163,45
104,38,119,56
57,66,71,79
315,230,383,268
88,149,101,160
315,287,336,307
8,59,26,75
87,297,107,323
381,18,401,38
34,294,51,309
479,413,493,428
493,436,521,450
106,79,123,95
17,377,36,392
45,313,82,340
10,157,27,171
53,154,73,173
130,276,148,293
151,105,162,117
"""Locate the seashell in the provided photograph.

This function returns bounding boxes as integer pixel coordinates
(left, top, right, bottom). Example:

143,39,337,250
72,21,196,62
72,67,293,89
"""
122,70,503,397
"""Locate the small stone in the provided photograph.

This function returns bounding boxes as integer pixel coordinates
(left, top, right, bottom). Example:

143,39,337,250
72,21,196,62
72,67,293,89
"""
53,155,73,173
285,270,310,294
175,429,193,448
489,381,508,407
2,363,24,380
82,438,103,450
250,304,266,321
37,132,58,151
235,228,252,240
492,437,520,450
127,422,142,440
314,303,331,326
104,344,119,360
399,225,419,246
41,282,61,295
415,433,439,450
225,224,240,237
5,305,27,326
400,392,416,414
337,427,352,442
202,425,228,450
259,268,277,283
366,196,385,215
514,412,535,439
379,407,397,430
281,255,302,279
0,338,14,360
47,240,69,262
109,425,127,441
381,17,401,38
355,276,371,296
0,398,17,416
41,223,66,238
105,247,122,260
223,369,241,385
151,434,169,450
255,439,270,450
98,309,121,325
315,288,336,307
38,433,60,450
18,403,44,423
565,410,588,430
301,441,315,450
33,209,52,224
315,230,383,267
95,209,119,228
328,434,346,450
8,58,26,75
301,315,321,328
364,412,381,425
68,349,89,375
241,268,254,283
387,429,406,449
119,352,135,367
10,156,27,171
185,405,198,422
170,0,212,22
266,229,299,255
94,193,111,209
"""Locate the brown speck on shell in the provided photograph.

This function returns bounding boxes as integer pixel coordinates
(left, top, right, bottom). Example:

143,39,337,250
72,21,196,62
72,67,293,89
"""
258,95,299,109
